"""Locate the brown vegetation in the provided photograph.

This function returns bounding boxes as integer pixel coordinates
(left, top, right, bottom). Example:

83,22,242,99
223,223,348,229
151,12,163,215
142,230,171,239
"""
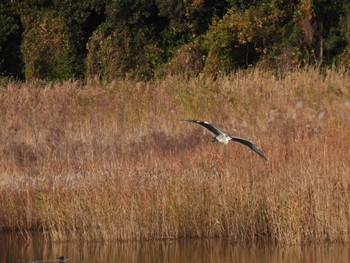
0,68,350,244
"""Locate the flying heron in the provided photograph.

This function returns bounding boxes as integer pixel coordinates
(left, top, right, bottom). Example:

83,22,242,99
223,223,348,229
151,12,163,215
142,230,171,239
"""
183,119,267,161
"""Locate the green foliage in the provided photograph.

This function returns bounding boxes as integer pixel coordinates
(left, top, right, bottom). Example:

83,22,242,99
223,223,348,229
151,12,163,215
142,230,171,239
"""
16,0,106,81
21,10,84,80
203,2,286,73
336,3,350,67
2,0,350,81
157,0,228,51
14,0,106,80
257,1,310,70
155,42,205,78
201,0,350,73
0,2,24,78
87,23,164,81
311,0,347,65
86,0,166,80
86,0,233,80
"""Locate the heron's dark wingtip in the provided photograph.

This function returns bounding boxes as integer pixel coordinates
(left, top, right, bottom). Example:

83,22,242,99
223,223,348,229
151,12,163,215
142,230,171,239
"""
181,119,199,123
258,152,268,162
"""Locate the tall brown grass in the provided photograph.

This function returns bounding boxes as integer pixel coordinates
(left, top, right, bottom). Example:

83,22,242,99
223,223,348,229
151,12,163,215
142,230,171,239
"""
0,68,350,244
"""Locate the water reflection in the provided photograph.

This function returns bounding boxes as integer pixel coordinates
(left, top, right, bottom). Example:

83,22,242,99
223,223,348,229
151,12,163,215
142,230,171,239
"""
2,233,350,263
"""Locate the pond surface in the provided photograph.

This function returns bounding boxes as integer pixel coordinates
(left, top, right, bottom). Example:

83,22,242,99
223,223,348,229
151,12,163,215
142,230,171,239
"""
2,233,350,263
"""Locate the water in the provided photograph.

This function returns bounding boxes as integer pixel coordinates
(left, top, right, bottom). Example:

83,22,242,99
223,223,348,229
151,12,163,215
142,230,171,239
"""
2,233,350,263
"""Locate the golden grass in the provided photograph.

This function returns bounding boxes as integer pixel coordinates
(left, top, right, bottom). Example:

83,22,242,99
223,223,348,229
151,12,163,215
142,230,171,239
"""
0,68,350,244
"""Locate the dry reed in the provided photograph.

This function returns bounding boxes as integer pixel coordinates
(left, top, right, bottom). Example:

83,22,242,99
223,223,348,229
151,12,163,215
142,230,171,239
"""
0,68,350,244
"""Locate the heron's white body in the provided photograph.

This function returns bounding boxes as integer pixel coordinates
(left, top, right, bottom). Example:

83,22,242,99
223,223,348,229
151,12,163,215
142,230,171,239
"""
216,134,230,144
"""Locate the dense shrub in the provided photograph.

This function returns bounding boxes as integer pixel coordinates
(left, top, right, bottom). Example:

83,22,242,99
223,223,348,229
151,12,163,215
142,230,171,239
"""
0,2,24,79
15,0,105,80
203,3,286,74
86,0,166,80
155,42,206,78
336,2,350,67
21,10,84,80
1,0,350,80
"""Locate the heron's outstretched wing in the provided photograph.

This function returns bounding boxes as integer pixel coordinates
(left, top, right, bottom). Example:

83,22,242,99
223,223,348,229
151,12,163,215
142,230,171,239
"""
182,119,224,136
229,136,268,161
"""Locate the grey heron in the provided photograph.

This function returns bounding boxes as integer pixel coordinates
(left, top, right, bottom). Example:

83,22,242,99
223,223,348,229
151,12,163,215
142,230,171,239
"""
183,119,267,161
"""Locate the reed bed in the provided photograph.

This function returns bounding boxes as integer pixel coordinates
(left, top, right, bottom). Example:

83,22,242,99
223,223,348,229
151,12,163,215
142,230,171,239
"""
0,68,350,244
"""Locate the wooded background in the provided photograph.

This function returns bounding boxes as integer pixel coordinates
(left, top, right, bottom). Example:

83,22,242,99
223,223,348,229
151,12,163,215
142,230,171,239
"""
1,0,349,81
